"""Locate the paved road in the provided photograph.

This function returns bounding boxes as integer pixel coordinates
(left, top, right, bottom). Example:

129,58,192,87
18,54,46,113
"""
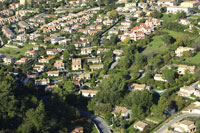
79,110,111,133
110,58,118,69
156,113,200,133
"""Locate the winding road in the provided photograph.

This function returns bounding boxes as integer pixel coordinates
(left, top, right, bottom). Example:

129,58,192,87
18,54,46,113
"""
79,110,111,133
156,113,200,133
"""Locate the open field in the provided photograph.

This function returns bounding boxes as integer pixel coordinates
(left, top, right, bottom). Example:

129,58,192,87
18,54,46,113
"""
0,44,34,58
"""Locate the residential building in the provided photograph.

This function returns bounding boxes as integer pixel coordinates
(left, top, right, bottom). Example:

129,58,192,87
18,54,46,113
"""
16,57,30,65
72,58,82,70
175,46,194,57
3,56,15,65
167,6,190,14
134,121,149,131
177,65,196,75
81,48,92,55
129,83,151,91
90,64,104,71
71,126,84,133
154,74,168,82
173,120,196,133
180,1,199,8
79,90,98,97
33,65,46,72
35,78,50,86
178,86,200,98
25,50,37,57
179,18,191,25
38,57,53,63
54,60,65,70
157,0,176,6
2,26,15,39
46,49,58,55
113,49,123,55
87,57,101,63
47,71,60,77
112,106,131,118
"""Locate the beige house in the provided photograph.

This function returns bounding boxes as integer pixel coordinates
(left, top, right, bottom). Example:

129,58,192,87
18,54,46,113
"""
178,86,200,98
177,65,196,75
79,90,98,98
72,58,82,70
3,56,15,65
35,78,50,86
90,64,104,71
54,60,65,70
175,46,194,57
173,120,196,133
167,6,190,14
112,106,131,118
180,1,199,8
154,74,168,82
33,65,46,72
47,71,60,77
157,0,176,6
134,121,149,131
129,83,151,91
38,57,53,63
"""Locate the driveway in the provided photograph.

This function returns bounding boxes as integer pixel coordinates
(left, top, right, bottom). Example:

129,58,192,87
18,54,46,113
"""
155,113,200,133
79,110,111,133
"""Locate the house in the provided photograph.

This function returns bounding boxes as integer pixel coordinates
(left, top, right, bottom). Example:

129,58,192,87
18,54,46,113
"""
134,121,149,131
157,0,176,7
79,90,98,97
33,65,46,72
75,73,91,81
54,60,65,70
18,21,29,29
72,58,82,70
2,26,15,39
35,78,50,86
177,65,196,75
175,46,194,56
180,1,199,8
154,74,168,82
178,86,200,98
90,64,104,71
113,49,123,55
71,126,84,133
97,48,110,54
167,6,190,14
112,106,131,118
129,83,151,91
45,84,58,92
81,48,92,55
38,57,53,63
46,49,58,55
87,57,101,63
3,56,15,65
25,50,37,57
179,18,191,25
173,120,196,133
16,57,30,65
47,71,60,77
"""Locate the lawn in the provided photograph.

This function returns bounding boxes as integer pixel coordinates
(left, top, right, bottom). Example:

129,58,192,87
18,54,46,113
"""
143,30,189,54
143,35,166,54
146,116,164,123
185,52,200,65
163,29,186,38
0,44,34,58
160,13,177,21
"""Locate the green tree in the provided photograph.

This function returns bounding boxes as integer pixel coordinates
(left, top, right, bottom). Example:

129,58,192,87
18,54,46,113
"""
18,102,47,133
162,69,177,83
176,11,186,19
109,10,119,19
